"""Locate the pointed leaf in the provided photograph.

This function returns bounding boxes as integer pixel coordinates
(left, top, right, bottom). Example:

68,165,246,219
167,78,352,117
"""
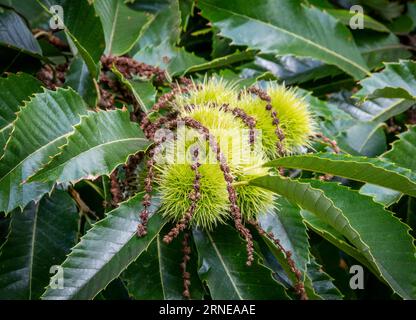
192,224,289,300
36,0,105,78
122,229,204,300
132,0,205,76
327,9,390,33
94,0,151,56
111,66,156,113
0,8,42,56
383,125,416,170
0,73,43,157
300,210,378,275
356,32,410,70
259,198,309,273
183,50,256,75
198,0,370,79
304,255,343,300
42,193,164,300
356,60,416,100
251,175,416,299
0,88,88,213
361,125,416,206
29,109,150,184
65,56,98,107
265,153,416,198
330,91,414,123
0,190,79,299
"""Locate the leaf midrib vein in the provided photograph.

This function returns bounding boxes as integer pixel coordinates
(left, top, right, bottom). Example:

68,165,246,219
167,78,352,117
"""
206,231,243,300
202,2,370,76
35,137,147,179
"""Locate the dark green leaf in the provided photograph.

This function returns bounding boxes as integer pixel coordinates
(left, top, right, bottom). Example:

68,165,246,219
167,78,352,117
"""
123,229,204,300
265,153,416,197
131,0,205,76
0,88,88,213
0,190,78,299
251,175,416,299
0,73,43,157
0,8,42,56
94,0,151,56
360,125,416,206
327,9,390,32
304,255,343,300
259,198,309,273
65,56,98,107
198,0,370,79
42,193,165,300
28,109,150,184
357,32,410,70
193,224,289,300
36,0,105,78
356,60,416,100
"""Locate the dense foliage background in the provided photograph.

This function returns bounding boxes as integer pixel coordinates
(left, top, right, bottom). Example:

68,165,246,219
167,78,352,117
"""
0,0,416,300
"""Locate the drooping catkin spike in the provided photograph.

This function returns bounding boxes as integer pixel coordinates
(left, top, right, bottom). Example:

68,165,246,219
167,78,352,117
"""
250,220,308,300
245,86,286,156
163,148,202,244
181,232,192,299
137,136,166,237
314,133,340,154
101,55,167,84
110,169,123,206
314,133,340,181
218,103,257,147
151,81,193,112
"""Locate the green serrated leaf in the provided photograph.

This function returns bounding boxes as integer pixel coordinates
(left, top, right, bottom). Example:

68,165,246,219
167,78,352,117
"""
0,88,88,213
65,56,98,107
192,224,289,300
304,254,343,300
0,190,78,299
0,8,42,56
330,91,414,123
383,125,416,170
265,153,416,198
42,193,164,300
251,175,416,299
356,32,410,70
123,228,204,300
131,0,205,76
0,73,43,157
300,210,378,275
356,60,416,100
360,125,416,206
111,66,156,113
183,50,256,75
259,198,309,273
198,0,370,79
36,0,105,78
94,0,152,56
327,9,390,33
28,109,150,184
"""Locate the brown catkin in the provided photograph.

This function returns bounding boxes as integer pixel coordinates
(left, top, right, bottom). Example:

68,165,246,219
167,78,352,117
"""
163,147,202,244
180,233,192,299
250,220,308,300
314,133,340,181
110,169,123,206
245,87,286,156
